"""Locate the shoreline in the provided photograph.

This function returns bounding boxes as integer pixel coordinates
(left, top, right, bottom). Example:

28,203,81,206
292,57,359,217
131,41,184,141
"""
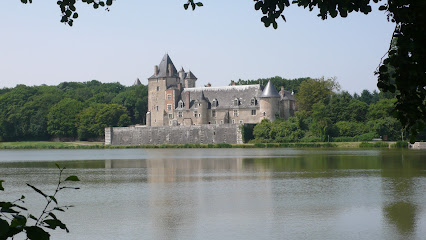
0,141,407,150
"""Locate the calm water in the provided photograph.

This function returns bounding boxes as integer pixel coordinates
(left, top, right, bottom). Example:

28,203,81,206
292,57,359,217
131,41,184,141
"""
0,148,425,240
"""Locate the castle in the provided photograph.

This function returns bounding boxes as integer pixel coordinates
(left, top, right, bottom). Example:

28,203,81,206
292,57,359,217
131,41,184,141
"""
105,54,297,145
145,54,297,127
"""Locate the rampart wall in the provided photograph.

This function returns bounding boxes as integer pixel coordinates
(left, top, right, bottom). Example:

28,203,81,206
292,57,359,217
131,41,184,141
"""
105,124,243,145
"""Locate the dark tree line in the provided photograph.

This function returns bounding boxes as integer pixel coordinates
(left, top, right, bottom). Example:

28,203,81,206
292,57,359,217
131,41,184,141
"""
0,80,147,141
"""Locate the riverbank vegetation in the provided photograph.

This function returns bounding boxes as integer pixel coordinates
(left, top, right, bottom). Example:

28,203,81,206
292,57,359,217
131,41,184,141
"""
0,141,411,149
1,77,424,143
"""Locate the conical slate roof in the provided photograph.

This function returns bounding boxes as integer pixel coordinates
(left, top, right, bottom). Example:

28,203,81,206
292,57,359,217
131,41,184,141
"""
260,80,280,98
185,70,197,79
133,78,142,86
150,54,178,78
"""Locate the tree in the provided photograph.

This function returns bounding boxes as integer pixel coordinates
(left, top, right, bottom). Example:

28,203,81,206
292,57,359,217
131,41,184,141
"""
295,77,340,113
77,104,130,140
47,98,84,138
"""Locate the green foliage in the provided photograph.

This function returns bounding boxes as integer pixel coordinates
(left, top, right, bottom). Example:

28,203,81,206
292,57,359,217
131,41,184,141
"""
47,98,84,138
296,77,340,113
391,141,409,148
77,104,130,140
359,142,390,148
231,76,309,94
0,165,79,240
0,81,147,142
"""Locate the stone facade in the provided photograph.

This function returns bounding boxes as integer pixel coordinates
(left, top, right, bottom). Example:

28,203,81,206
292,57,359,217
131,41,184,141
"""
146,54,297,127
105,125,242,145
106,54,297,145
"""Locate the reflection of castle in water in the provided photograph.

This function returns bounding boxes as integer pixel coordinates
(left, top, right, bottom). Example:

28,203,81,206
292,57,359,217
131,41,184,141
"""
104,157,274,239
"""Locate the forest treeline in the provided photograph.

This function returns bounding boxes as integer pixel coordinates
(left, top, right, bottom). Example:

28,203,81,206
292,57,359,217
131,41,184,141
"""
0,80,147,141
0,77,423,142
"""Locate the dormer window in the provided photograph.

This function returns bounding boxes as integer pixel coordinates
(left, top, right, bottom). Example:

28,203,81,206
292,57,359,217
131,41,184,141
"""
251,97,257,106
178,100,184,108
233,98,239,106
212,99,218,107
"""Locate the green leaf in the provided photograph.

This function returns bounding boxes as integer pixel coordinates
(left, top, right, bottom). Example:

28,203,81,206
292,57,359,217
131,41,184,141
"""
26,184,47,198
55,163,60,170
29,214,38,221
43,219,69,233
64,176,80,181
184,3,189,10
196,2,203,7
0,180,4,191
106,0,113,6
49,196,58,204
0,219,10,237
25,226,50,240
10,215,27,228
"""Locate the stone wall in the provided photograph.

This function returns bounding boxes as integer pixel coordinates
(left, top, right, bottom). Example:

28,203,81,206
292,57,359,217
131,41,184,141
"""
105,124,243,145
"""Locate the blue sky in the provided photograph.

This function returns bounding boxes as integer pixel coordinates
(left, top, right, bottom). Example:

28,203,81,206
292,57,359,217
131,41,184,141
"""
0,0,395,93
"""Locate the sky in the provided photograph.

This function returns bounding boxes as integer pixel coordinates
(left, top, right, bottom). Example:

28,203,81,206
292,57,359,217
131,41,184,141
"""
0,0,395,94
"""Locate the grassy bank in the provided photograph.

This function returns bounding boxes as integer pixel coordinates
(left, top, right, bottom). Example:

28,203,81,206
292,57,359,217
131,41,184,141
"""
0,141,408,149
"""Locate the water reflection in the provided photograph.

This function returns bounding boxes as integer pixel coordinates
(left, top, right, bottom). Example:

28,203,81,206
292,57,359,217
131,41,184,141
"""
380,152,423,239
0,149,425,240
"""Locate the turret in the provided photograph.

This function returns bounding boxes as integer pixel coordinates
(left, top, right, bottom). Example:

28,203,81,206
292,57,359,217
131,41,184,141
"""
184,71,197,88
259,80,280,121
196,91,208,124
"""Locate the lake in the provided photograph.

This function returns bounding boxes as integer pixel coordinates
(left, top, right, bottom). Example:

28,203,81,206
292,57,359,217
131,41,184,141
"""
0,148,425,240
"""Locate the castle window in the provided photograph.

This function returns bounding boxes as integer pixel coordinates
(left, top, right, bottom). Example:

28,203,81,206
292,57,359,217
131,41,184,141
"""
214,120,217,124
156,86,160,91
212,99,218,107
178,112,183,118
167,104,172,111
198,114,201,117
263,112,266,116
232,119,235,124
251,109,256,116
251,98,257,105
233,98,239,106
178,100,184,108
194,111,198,117
239,120,243,124
212,110,216,117
168,114,173,119
156,106,159,111
167,94,172,100
233,110,238,117
220,120,224,124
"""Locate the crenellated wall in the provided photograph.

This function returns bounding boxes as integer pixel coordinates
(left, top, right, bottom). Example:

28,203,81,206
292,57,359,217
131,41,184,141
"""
105,124,243,145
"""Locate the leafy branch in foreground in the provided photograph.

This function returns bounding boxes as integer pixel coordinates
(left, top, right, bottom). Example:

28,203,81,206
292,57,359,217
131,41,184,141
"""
0,164,80,240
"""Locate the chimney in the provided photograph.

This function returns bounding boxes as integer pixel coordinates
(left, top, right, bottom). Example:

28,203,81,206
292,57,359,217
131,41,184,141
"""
232,82,236,86
177,83,182,92
280,86,284,97
168,63,173,77
207,83,211,87
154,65,158,76
185,92,190,110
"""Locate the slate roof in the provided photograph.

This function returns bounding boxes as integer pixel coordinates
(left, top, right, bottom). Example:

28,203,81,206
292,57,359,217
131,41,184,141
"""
282,90,296,101
259,80,280,98
133,78,142,86
149,54,178,79
186,71,197,79
182,85,263,109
